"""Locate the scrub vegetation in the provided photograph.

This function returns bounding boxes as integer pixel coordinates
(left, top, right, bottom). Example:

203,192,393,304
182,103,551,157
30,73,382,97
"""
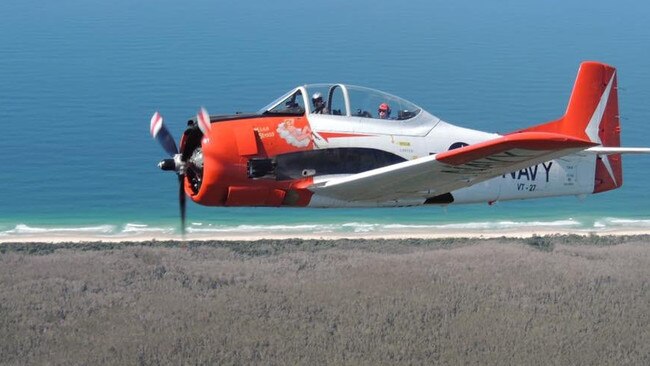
1,236,648,365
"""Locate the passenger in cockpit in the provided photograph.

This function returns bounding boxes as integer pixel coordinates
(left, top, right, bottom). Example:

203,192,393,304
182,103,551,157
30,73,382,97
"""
378,103,391,119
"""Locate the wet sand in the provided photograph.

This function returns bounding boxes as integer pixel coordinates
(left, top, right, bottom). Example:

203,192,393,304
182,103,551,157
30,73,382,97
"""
1,235,648,365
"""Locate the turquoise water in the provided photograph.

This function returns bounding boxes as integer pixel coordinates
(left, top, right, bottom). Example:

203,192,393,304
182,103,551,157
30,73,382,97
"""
2,0,650,237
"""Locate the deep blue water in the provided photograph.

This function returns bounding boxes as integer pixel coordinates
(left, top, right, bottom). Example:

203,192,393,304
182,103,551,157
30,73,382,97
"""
2,0,650,237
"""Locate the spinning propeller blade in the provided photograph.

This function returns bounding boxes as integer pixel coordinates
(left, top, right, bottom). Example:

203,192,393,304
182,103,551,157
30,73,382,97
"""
197,107,212,136
150,111,178,157
179,174,186,238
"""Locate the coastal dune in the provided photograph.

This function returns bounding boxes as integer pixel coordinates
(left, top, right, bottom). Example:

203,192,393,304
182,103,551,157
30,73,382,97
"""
0,236,648,364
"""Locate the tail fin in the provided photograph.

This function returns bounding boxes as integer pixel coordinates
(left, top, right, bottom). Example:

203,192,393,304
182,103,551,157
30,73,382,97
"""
520,61,622,193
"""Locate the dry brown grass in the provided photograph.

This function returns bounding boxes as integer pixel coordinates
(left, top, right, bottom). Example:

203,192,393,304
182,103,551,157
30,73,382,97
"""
0,237,648,365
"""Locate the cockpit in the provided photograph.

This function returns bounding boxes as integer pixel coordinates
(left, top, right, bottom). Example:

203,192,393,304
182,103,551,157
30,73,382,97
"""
259,84,423,121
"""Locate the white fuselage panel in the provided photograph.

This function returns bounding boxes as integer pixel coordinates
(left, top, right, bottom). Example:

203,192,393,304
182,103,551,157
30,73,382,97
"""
305,113,596,207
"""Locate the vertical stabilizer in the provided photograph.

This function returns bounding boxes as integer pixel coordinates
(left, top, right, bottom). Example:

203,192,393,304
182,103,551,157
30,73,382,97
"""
519,62,622,193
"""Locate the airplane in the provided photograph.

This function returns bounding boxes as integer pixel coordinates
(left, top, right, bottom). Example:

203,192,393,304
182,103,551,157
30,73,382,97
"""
150,61,650,234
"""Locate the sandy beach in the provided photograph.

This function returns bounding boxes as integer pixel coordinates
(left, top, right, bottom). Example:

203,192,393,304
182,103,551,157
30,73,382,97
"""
1,235,648,364
2,227,650,243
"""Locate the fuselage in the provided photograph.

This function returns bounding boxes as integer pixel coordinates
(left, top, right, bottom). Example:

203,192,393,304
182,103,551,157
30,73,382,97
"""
181,108,598,208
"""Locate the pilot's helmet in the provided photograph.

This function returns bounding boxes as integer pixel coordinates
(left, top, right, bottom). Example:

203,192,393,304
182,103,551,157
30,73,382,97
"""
312,92,323,105
378,103,391,117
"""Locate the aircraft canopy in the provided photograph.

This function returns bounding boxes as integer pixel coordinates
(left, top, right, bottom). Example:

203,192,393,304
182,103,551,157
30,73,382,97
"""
260,84,422,121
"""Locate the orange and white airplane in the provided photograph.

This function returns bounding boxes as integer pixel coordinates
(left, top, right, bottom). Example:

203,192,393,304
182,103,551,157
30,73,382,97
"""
150,61,650,232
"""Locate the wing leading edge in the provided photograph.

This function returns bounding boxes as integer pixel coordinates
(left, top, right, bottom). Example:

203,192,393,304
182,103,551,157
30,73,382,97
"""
309,132,596,202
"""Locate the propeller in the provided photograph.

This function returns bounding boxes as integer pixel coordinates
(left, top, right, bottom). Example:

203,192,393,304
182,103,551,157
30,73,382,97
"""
150,111,186,237
150,108,212,238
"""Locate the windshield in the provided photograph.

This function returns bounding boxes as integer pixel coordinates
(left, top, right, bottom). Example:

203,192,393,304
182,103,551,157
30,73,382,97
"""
259,88,306,116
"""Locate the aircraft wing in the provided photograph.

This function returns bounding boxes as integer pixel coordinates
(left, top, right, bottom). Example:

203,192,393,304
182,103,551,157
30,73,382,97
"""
309,132,596,202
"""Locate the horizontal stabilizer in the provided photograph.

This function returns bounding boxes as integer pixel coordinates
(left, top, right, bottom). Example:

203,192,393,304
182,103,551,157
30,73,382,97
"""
585,147,650,155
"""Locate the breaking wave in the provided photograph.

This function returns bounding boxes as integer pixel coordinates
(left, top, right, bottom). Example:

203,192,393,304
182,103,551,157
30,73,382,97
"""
121,223,175,234
593,218,650,229
1,224,116,235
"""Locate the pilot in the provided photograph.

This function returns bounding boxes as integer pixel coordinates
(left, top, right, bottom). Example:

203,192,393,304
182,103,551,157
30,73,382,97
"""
378,103,391,119
311,92,329,114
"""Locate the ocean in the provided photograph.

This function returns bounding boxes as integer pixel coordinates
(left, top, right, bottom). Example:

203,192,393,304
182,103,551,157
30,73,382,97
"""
2,0,650,239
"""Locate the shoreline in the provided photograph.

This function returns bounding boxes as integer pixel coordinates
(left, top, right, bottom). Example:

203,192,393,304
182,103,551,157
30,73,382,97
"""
1,227,649,243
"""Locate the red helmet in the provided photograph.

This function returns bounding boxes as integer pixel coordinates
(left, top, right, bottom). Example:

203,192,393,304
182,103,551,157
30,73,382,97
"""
378,103,390,112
